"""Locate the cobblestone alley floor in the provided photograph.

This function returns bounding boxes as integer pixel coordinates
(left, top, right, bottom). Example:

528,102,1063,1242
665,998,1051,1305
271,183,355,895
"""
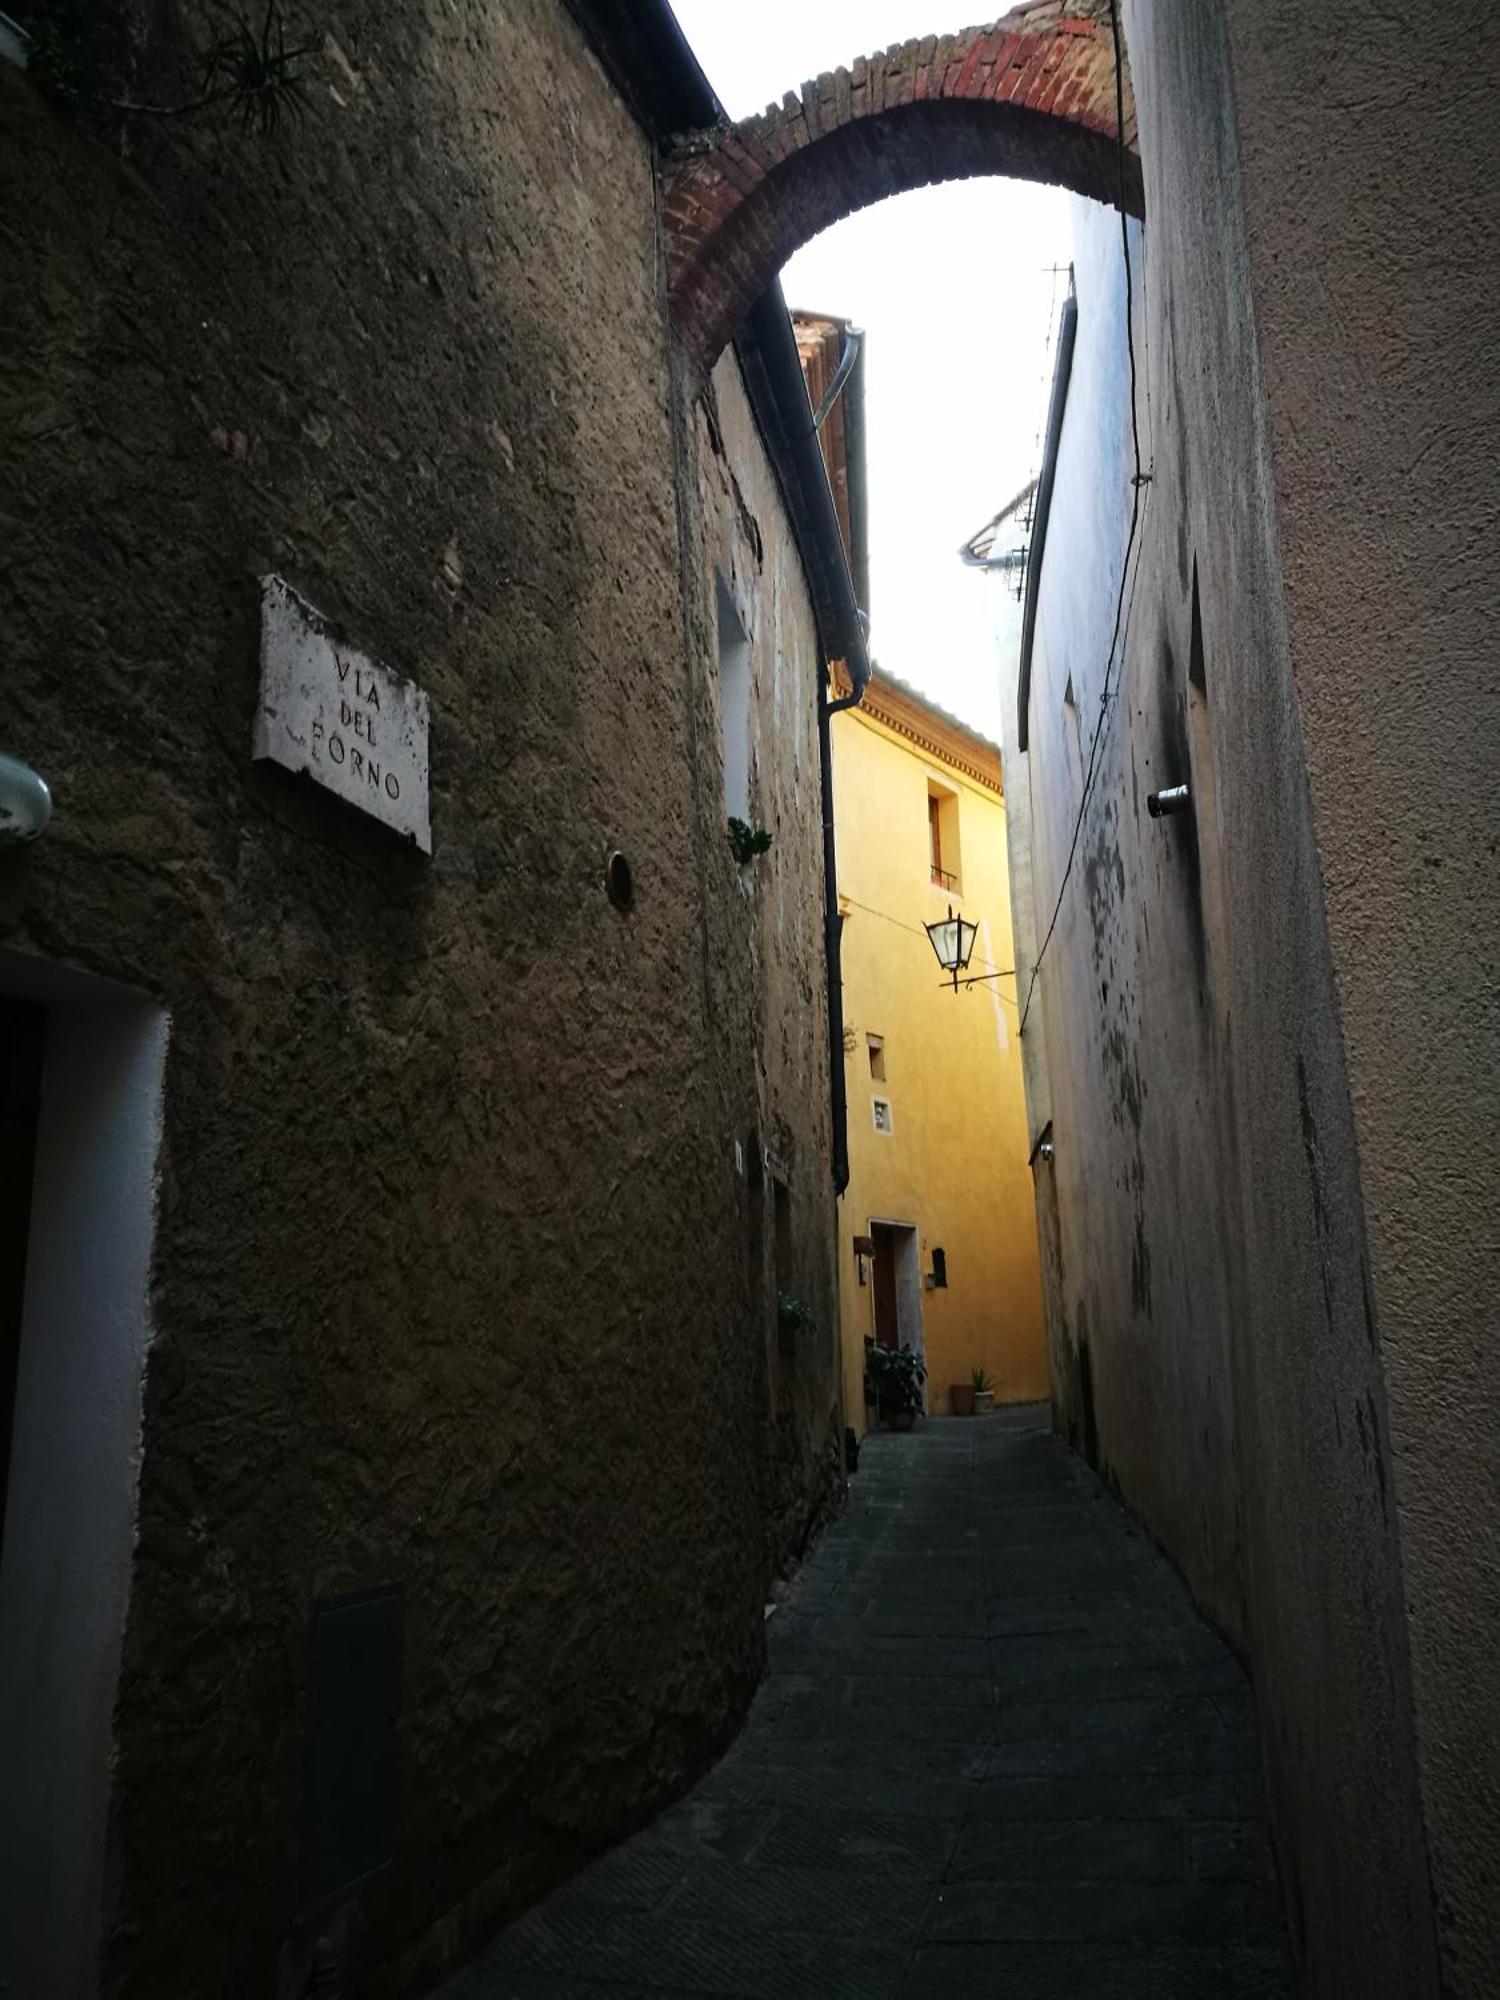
442,1406,1291,1998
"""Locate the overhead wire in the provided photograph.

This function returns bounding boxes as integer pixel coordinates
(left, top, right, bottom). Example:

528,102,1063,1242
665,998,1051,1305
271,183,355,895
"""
1017,0,1149,1038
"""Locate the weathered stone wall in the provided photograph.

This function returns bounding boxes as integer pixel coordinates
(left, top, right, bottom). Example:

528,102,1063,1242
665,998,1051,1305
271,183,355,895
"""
0,3,836,1992
1015,0,1490,1984
687,349,845,1580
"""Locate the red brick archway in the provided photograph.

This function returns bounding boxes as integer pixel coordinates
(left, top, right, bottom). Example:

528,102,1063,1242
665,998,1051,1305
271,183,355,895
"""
663,0,1140,372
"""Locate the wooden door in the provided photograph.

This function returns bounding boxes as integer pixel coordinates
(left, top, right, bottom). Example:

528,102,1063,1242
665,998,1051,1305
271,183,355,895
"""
871,1225,899,1349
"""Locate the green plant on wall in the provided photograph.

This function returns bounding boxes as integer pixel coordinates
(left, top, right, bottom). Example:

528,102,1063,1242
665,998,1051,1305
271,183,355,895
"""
776,1293,815,1336
25,1,312,134
727,817,773,866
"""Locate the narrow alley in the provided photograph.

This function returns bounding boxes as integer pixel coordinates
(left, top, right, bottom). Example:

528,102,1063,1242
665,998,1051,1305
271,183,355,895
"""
445,1410,1289,1999
3,1,1495,1991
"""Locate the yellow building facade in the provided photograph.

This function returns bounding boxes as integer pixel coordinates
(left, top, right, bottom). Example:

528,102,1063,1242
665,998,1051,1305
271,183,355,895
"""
834,670,1047,1426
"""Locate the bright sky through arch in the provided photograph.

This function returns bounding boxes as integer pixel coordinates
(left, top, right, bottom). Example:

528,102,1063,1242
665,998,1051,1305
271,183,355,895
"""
668,0,1070,740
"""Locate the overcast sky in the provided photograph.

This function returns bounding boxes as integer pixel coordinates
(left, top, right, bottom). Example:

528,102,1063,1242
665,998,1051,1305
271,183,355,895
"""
668,1,1071,740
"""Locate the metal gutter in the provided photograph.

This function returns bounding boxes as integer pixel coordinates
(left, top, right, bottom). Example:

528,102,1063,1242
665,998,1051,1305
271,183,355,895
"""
564,0,726,130
1017,291,1077,752
842,337,871,628
732,291,871,702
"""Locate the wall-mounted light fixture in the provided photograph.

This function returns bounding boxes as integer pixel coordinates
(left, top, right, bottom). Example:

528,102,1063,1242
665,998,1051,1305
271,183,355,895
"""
0,754,52,844
0,12,31,68
925,904,977,990
925,903,1014,994
1147,783,1191,819
852,1232,875,1288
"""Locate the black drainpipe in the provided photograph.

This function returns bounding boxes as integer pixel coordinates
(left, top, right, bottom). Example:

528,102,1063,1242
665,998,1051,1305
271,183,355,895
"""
819,674,854,1194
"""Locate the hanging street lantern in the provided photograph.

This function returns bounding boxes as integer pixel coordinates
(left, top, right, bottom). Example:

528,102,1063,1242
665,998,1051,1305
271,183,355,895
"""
925,904,979,990
924,903,1018,995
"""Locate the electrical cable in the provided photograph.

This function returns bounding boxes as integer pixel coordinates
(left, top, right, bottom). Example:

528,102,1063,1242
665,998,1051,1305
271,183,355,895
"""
1017,0,1149,1038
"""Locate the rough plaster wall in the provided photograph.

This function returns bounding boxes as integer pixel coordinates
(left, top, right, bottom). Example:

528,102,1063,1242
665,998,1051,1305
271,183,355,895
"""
693,355,843,1578
1223,7,1500,1988
1026,199,1248,1640
1023,1,1442,1985
0,4,832,1992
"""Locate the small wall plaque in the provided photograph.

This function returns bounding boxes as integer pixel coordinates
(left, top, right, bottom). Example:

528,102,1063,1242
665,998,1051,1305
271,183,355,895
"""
254,575,431,852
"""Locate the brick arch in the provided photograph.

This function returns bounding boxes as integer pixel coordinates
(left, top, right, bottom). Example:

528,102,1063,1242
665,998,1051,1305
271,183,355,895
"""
663,0,1140,372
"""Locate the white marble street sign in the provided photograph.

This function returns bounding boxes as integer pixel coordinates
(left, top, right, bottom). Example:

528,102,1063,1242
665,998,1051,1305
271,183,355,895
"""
253,575,432,853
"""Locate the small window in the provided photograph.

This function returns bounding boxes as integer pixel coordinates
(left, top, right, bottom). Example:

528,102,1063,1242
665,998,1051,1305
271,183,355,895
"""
715,574,751,823
773,1180,793,1295
872,1097,893,1134
927,783,961,893
866,1033,885,1082
930,1247,948,1289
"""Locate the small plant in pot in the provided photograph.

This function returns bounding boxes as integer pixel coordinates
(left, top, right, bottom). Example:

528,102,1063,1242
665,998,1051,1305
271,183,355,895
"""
864,1337,926,1431
971,1366,996,1416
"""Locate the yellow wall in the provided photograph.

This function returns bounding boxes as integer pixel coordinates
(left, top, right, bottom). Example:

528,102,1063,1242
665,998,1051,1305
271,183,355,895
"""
834,693,1047,1426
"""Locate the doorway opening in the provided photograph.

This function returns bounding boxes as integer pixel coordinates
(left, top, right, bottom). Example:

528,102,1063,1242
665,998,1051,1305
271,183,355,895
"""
868,1220,924,1357
0,952,168,2000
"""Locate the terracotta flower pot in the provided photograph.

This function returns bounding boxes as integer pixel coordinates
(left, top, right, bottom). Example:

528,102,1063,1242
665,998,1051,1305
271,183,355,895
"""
950,1382,976,1416
886,1406,917,1432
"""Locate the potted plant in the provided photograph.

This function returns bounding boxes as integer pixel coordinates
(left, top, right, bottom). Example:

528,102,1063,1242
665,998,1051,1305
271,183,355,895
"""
971,1366,996,1416
950,1377,976,1417
864,1337,926,1431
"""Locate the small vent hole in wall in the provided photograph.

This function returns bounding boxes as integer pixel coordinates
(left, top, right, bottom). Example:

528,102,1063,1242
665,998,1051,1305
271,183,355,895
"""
604,849,634,911
872,1097,892,1134
867,1033,885,1082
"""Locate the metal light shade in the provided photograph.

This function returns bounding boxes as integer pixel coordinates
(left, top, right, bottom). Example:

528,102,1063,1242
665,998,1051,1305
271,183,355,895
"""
925,904,977,978
0,752,52,844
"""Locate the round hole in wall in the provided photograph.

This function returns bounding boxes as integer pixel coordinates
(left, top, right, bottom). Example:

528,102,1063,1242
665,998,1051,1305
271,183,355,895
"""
604,848,634,912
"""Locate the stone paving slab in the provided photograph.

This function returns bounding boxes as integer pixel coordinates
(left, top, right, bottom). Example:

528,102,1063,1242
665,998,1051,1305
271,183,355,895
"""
437,1408,1292,1998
